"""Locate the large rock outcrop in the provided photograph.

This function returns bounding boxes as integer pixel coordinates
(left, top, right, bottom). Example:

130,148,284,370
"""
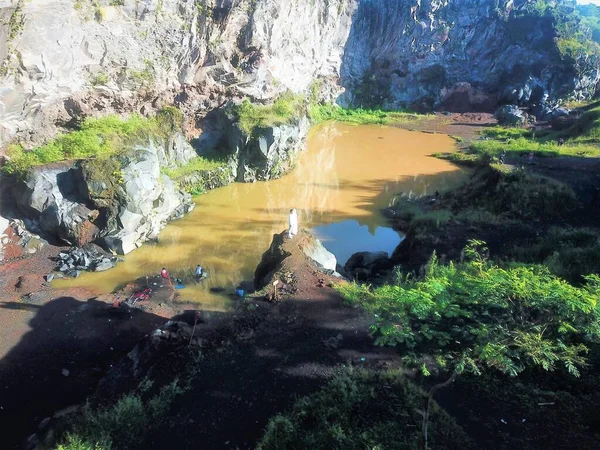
209,108,311,182
11,133,196,254
1,0,599,148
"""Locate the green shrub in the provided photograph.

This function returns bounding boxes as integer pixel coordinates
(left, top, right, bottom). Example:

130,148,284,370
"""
56,434,111,450
90,72,109,86
257,369,472,450
55,381,183,450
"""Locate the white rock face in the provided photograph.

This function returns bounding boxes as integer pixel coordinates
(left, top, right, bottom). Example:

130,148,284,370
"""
1,0,598,148
301,236,338,272
0,0,354,147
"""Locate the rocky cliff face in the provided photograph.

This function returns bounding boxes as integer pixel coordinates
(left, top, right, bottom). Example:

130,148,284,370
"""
1,0,598,150
340,0,600,111
10,133,196,254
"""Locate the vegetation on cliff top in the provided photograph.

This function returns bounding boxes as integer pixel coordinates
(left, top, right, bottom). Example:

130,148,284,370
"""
233,92,307,135
3,107,184,176
232,90,427,136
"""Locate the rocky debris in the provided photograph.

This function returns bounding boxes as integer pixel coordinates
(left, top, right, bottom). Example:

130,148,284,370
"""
0,219,48,262
55,247,118,277
0,214,11,261
344,251,390,281
494,105,531,126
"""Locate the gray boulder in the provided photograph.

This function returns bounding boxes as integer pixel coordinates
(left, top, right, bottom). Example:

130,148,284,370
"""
214,108,311,183
494,105,528,126
301,236,338,272
344,251,390,280
15,165,99,246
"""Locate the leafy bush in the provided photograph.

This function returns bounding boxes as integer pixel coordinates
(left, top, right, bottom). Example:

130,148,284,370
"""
54,381,183,450
336,242,600,378
257,369,472,450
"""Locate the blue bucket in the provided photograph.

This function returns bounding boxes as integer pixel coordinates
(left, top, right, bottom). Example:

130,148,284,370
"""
236,289,245,298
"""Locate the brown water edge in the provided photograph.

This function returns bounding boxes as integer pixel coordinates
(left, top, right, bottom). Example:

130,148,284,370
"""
53,122,468,308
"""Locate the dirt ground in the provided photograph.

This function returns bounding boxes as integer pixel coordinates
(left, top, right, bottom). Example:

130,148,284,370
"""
91,231,403,450
0,231,188,449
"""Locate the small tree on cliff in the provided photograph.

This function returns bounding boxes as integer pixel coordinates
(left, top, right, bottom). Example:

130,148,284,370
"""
338,240,600,449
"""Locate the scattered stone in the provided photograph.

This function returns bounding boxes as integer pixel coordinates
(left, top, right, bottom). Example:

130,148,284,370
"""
45,273,54,282
94,260,115,272
61,369,70,377
54,247,120,277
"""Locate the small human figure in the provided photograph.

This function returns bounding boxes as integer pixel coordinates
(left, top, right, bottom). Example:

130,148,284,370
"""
499,150,506,164
558,137,565,146
528,151,534,165
288,208,298,238
160,267,169,278
195,264,203,279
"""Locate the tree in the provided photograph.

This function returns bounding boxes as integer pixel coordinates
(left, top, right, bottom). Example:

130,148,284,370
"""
338,240,600,449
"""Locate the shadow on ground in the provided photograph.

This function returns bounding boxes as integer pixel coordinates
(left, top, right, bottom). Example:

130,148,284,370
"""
0,296,167,449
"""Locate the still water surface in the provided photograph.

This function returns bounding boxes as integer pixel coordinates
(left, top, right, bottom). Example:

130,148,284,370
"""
54,122,467,308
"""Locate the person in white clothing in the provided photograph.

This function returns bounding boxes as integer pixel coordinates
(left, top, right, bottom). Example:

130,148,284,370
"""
288,208,298,238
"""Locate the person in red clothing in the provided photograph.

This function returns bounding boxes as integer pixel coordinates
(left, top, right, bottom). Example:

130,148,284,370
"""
160,267,169,278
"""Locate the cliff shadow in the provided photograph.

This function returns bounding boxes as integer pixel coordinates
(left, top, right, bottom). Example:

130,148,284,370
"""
0,296,168,450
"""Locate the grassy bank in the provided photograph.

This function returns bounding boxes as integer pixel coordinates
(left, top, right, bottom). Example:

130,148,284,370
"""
231,90,428,136
465,105,600,160
3,108,184,176
308,104,426,126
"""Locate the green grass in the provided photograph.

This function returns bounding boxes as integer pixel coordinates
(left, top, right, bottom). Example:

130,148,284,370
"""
233,92,306,135
162,155,230,196
3,108,184,176
162,156,225,178
53,381,183,450
308,104,426,126
511,227,600,283
469,106,600,159
456,166,577,221
390,166,577,233
257,368,473,450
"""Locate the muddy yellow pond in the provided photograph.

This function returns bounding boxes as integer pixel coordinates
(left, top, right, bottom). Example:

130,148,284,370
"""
54,122,468,308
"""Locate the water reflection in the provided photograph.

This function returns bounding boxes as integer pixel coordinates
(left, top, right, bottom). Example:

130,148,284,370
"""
54,123,468,308
313,220,402,266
